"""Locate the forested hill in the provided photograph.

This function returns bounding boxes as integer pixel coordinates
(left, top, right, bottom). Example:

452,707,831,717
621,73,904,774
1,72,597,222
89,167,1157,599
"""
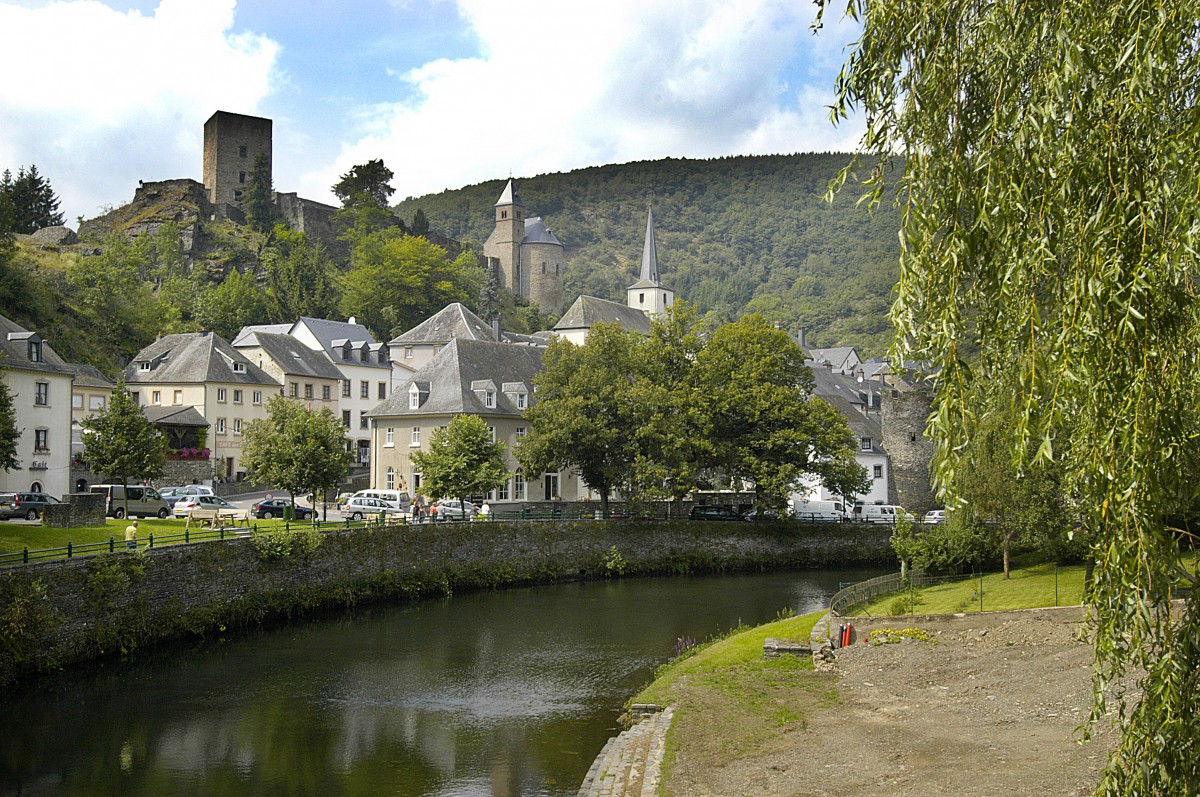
394,153,902,356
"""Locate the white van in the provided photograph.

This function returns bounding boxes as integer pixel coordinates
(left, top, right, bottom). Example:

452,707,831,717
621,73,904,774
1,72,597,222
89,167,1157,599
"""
351,489,410,510
91,484,171,519
859,504,906,524
792,499,849,522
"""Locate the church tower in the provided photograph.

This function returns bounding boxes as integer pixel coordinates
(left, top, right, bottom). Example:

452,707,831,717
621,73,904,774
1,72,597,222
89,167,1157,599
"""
482,179,525,295
626,207,674,316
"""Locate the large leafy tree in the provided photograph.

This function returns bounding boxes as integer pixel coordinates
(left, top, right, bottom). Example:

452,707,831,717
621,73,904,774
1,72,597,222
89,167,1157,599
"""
0,166,64,234
518,323,640,516
339,231,482,339
263,227,340,323
244,153,279,234
819,0,1200,792
333,159,402,239
694,314,866,511
0,364,20,472
410,414,508,514
241,396,350,521
80,381,166,517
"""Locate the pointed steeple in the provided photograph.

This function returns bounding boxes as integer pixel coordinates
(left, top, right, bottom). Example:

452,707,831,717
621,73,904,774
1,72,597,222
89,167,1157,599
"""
495,178,523,208
640,206,659,283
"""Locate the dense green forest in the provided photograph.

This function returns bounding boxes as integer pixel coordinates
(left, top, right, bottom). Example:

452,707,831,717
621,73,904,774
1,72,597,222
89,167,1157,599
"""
395,153,902,355
0,152,900,375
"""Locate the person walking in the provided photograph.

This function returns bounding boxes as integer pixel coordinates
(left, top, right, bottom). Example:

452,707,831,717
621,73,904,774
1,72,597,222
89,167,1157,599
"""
479,501,491,521
124,518,138,550
429,502,439,523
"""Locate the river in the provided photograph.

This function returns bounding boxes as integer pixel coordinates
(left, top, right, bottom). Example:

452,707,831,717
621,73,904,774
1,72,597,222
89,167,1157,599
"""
0,568,882,796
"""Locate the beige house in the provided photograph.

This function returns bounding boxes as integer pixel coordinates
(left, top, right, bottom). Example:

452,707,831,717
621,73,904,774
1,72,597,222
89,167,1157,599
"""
232,330,342,413
368,338,585,504
0,315,76,497
124,332,280,481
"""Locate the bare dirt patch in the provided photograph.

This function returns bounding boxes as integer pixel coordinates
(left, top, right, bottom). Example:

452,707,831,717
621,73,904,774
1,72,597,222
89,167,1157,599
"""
664,606,1122,797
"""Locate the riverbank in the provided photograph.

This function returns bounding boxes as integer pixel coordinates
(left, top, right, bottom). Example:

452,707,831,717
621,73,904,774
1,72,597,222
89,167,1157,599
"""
0,519,894,684
637,606,1117,796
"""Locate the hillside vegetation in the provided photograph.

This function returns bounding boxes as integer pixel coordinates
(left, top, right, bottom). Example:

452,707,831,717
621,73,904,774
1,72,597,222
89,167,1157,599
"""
395,153,902,355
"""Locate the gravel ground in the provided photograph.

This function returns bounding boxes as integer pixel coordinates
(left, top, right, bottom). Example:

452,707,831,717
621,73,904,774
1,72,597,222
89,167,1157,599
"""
665,606,1124,797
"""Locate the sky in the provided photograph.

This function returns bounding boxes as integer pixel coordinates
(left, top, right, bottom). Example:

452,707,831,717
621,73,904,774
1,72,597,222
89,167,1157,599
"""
0,0,865,225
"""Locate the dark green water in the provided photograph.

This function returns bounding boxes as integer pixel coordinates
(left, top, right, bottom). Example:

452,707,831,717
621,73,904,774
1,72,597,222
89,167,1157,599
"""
0,568,881,796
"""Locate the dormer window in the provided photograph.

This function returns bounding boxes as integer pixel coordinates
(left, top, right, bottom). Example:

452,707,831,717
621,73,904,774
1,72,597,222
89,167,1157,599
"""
409,383,420,410
517,393,527,410
485,390,495,408
28,341,42,362
232,362,246,374
860,437,872,451
138,361,150,372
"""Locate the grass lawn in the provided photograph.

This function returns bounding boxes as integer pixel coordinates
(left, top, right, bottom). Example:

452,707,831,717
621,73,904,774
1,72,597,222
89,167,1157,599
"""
852,562,1088,616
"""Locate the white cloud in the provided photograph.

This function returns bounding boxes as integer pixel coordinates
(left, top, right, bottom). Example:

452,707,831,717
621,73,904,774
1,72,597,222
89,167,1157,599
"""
299,0,863,206
0,0,279,221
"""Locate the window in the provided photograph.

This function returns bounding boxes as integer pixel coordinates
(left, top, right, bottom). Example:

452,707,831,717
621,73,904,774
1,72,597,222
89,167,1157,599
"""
488,426,496,442
386,467,395,490
513,470,526,500
404,346,414,359
385,427,394,446
289,383,298,398
130,391,139,405
137,361,150,372
233,362,246,373
239,171,246,184
360,413,368,430
28,341,42,362
517,393,527,410
233,418,243,435
152,390,161,405
378,382,386,400
342,410,351,428
360,381,369,399
239,145,247,157
252,391,262,405
304,384,313,400
342,380,351,397
217,388,227,403
216,418,226,434
413,471,422,490
34,429,48,452
497,480,509,501
515,426,526,440
409,386,420,409
860,437,872,451
233,389,243,404
72,394,83,410
873,464,883,479
411,427,420,446
90,395,105,411
173,390,183,405
322,385,331,401
544,472,560,500
34,382,48,406
639,292,645,304
484,390,495,408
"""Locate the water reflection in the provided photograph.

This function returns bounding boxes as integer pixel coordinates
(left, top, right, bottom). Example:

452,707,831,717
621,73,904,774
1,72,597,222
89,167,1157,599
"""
0,569,881,796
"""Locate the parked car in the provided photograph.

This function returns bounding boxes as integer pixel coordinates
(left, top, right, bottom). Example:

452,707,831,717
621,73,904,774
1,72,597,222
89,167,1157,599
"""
90,484,171,519
340,495,406,520
347,489,409,509
923,509,948,525
173,494,238,518
859,504,907,524
252,498,315,520
435,499,476,521
688,505,745,521
743,507,783,521
159,485,214,507
0,491,61,521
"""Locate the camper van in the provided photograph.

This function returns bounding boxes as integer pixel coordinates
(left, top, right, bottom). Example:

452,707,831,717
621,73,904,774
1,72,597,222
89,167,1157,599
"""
90,484,171,519
792,499,849,522
350,489,410,510
859,504,906,524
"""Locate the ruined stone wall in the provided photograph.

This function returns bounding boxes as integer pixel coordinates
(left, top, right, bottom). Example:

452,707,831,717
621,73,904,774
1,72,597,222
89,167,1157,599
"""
202,112,272,207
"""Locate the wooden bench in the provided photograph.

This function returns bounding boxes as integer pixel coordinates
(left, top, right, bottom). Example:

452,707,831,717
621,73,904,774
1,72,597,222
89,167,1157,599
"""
218,509,251,528
185,508,219,529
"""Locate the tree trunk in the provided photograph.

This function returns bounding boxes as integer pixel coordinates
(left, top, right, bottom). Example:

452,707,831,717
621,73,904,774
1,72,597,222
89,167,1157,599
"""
600,488,610,519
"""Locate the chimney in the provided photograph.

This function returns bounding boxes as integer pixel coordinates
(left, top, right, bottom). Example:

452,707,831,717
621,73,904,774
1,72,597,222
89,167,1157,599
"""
797,327,808,348
492,318,502,341
347,316,356,326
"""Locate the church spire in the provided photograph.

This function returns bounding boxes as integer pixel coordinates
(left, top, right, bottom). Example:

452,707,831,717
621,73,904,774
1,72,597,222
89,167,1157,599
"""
640,206,659,284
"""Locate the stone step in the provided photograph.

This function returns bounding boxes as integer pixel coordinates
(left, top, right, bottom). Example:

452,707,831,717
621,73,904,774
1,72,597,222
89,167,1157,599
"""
577,707,675,797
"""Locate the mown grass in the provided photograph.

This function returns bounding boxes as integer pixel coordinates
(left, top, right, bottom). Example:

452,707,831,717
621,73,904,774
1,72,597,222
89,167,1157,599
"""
852,562,1089,616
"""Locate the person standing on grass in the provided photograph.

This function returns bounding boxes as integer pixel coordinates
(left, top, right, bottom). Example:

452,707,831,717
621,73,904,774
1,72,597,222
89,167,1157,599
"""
124,518,138,550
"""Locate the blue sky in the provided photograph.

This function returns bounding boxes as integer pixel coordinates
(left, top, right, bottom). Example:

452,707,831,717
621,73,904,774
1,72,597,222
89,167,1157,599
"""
0,0,863,224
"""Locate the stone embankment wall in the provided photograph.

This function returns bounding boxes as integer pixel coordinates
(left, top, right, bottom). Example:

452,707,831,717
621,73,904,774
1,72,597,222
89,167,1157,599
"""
0,521,894,684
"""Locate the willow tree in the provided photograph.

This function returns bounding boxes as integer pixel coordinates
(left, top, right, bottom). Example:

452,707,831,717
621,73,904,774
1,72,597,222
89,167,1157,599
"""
817,1,1200,792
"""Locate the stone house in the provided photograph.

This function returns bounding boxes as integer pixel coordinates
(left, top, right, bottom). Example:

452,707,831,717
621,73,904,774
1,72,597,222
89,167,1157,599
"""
124,332,280,482
0,315,76,497
368,338,585,504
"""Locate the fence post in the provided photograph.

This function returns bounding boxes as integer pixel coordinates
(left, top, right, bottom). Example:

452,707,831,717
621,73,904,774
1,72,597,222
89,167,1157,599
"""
149,532,154,549
67,541,72,558
23,546,28,564
109,537,114,553
185,529,189,544
1055,566,1059,606
979,570,984,612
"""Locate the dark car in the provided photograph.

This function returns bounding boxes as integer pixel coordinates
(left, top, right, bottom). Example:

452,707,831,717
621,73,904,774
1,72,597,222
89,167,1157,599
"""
251,498,315,520
0,491,61,521
688,505,745,521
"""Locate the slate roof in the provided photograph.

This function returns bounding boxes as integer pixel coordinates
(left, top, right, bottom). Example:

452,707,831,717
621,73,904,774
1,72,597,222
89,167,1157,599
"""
495,178,523,207
523,216,561,245
0,314,74,377
807,363,878,416
124,332,280,386
807,346,858,371
63,362,114,388
369,338,544,419
553,295,652,336
293,316,390,370
389,303,496,346
141,405,209,427
236,331,343,380
230,324,292,347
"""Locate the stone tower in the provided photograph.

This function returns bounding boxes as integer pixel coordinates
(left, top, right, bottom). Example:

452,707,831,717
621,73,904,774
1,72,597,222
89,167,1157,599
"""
202,111,272,207
880,382,937,514
626,206,674,317
482,179,564,314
